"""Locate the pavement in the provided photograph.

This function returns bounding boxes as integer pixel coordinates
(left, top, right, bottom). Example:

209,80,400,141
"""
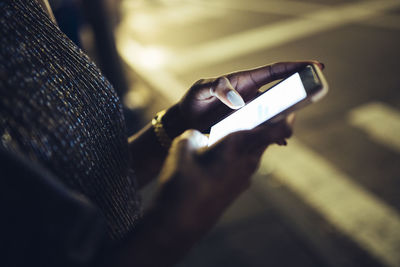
115,0,400,266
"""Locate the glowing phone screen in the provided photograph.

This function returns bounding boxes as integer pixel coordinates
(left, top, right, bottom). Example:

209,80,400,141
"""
208,72,307,146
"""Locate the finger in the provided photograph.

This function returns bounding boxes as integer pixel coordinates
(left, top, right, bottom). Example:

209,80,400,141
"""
216,110,296,151
189,61,324,102
211,77,245,109
230,60,324,94
248,61,323,87
189,78,216,100
265,121,293,143
160,130,208,184
276,139,287,146
180,129,209,150
172,129,209,155
286,112,296,128
239,119,293,152
211,127,266,155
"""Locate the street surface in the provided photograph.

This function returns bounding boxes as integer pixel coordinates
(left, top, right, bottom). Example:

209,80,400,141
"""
116,0,400,266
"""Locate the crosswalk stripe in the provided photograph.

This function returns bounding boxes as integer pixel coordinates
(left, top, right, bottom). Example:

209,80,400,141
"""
360,14,400,30
220,0,400,31
258,139,400,267
348,102,400,153
167,0,400,73
117,0,400,101
187,0,327,17
116,36,186,103
121,4,226,34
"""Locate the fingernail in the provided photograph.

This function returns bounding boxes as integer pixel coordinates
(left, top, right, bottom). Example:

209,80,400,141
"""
197,134,209,148
287,113,296,126
192,132,209,148
183,130,209,148
227,90,245,108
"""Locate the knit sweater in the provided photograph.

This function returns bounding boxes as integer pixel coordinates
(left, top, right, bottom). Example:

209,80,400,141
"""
0,0,141,240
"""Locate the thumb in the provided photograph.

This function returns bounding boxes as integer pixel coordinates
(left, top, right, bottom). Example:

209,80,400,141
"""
211,77,245,109
161,130,208,183
172,130,209,155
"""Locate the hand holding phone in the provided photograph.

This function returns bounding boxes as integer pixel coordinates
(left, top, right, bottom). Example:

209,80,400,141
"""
208,64,328,146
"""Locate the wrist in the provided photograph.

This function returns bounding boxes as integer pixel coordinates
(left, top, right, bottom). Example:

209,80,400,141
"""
162,104,189,140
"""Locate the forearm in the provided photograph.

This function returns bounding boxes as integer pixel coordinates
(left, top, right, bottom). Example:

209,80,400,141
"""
128,123,167,187
110,204,198,267
128,104,188,188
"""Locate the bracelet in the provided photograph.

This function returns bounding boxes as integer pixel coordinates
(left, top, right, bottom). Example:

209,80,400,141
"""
152,110,172,149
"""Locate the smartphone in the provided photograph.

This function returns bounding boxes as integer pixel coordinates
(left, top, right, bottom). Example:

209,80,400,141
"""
208,64,329,146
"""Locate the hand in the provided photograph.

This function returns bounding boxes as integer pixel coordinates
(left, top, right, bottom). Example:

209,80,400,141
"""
118,116,295,267
173,60,323,132
130,61,321,188
155,118,293,238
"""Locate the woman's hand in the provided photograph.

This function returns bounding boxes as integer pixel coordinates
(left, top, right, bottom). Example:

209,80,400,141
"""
172,60,323,132
119,99,295,267
129,60,323,188
155,117,293,238
115,120,293,267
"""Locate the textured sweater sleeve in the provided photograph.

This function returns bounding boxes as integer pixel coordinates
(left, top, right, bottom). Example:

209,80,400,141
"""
0,0,141,240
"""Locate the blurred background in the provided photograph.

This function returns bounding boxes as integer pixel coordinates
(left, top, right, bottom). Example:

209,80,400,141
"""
50,0,400,266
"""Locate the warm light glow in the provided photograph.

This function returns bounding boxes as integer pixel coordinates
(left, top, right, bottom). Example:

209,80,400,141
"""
118,34,169,70
126,13,158,35
136,46,168,70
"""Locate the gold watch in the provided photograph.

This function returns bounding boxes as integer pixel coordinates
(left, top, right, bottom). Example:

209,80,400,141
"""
152,110,172,149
